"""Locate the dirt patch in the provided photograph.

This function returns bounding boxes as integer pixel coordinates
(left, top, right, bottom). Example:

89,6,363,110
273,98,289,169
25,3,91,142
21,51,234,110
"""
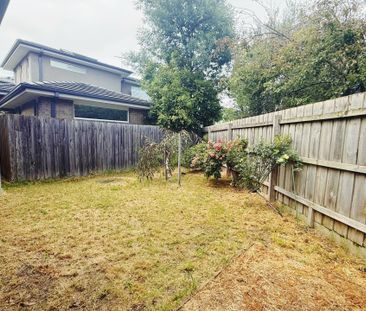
1,264,58,309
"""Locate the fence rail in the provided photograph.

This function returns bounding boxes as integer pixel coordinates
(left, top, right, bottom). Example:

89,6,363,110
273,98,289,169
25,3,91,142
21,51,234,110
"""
203,92,366,248
0,114,163,181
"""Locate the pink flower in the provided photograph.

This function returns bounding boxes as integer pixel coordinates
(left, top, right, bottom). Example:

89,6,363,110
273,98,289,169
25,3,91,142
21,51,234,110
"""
214,142,222,151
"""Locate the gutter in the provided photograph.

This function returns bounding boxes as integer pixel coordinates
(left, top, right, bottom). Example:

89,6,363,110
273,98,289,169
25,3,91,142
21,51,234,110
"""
1,40,133,75
0,85,151,110
0,0,9,25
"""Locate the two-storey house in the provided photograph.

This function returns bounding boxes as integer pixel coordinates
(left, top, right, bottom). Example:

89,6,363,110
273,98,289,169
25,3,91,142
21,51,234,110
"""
0,39,150,124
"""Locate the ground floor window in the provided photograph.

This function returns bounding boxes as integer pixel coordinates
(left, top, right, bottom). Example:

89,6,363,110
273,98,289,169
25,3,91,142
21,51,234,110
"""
74,105,128,122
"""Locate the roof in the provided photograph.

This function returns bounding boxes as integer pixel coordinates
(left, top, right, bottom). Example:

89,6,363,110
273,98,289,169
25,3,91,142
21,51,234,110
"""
0,0,9,25
1,39,132,76
0,80,15,95
0,81,151,110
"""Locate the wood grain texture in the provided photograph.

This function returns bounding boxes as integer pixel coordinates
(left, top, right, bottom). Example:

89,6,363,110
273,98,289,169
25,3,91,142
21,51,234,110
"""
204,92,366,246
0,115,163,182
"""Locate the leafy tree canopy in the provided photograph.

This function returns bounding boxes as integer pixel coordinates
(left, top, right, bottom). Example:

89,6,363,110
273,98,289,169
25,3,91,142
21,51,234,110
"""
130,0,234,132
229,0,366,116
147,65,221,132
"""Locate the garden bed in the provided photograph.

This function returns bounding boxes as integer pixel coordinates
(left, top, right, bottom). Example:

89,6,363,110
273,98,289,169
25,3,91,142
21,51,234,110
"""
0,172,365,310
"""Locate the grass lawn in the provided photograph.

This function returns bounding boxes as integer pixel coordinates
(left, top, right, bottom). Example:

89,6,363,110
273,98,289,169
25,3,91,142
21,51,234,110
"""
0,172,366,310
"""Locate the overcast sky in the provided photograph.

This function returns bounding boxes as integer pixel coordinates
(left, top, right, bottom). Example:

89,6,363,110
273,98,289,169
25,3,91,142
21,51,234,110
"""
0,0,284,77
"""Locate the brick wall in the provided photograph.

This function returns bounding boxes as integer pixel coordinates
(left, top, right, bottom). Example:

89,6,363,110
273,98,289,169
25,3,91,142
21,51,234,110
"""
129,108,147,125
56,100,74,119
20,101,36,116
37,97,74,119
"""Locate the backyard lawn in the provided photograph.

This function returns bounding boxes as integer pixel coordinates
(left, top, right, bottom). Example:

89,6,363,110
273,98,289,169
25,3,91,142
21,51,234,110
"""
0,172,366,310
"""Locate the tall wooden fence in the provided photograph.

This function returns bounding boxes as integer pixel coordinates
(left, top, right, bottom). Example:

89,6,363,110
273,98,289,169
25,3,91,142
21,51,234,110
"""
0,114,163,181
204,92,366,248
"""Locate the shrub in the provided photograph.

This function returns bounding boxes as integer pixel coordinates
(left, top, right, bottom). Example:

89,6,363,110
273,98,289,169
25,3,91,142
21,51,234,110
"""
203,141,227,180
137,131,193,180
185,135,301,190
234,135,301,192
226,138,248,170
182,142,207,170
136,142,163,180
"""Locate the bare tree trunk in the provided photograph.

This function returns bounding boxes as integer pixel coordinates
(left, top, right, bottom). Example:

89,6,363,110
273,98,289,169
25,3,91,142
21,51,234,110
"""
178,131,182,186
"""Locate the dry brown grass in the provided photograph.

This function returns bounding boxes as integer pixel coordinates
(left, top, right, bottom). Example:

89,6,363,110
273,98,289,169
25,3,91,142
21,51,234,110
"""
0,172,365,311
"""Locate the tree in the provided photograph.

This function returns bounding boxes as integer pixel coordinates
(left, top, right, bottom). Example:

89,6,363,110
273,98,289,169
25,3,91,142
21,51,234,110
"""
146,65,222,133
130,0,234,129
130,0,234,184
229,0,366,116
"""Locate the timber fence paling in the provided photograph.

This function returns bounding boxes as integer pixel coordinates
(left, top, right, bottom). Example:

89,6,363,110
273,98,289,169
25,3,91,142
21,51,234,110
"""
0,114,163,182
204,92,366,248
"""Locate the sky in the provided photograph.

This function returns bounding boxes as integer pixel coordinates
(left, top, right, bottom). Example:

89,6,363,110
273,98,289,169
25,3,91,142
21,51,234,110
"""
0,0,285,78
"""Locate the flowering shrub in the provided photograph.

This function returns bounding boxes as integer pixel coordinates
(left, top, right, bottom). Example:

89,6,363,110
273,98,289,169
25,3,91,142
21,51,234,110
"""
203,140,227,179
183,142,207,170
186,135,301,190
234,135,302,192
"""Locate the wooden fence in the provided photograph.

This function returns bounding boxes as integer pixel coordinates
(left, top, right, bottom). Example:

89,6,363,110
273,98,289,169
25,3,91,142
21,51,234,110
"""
0,114,163,181
203,92,366,248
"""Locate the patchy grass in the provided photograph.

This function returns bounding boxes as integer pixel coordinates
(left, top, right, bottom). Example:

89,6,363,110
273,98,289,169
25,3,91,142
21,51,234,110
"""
0,172,365,310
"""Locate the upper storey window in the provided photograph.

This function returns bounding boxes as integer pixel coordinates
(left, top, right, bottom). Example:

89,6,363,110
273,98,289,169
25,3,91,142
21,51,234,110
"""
50,59,86,74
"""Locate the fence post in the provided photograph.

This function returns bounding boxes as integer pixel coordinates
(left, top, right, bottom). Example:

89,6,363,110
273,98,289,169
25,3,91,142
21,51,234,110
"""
307,205,315,228
268,115,282,201
227,123,233,141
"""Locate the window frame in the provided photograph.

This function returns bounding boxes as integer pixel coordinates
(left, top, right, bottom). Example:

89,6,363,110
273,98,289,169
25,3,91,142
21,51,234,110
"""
74,104,129,123
50,59,87,74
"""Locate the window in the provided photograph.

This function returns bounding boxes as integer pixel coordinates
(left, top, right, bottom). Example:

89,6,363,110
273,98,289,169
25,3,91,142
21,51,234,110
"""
50,59,86,74
74,105,128,122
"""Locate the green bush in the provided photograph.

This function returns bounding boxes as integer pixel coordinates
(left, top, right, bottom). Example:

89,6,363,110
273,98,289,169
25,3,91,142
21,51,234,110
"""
234,135,301,192
182,142,207,169
226,138,248,170
185,135,301,190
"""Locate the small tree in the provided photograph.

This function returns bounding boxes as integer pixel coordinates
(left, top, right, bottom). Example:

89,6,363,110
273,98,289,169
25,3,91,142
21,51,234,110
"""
129,0,235,184
136,131,192,181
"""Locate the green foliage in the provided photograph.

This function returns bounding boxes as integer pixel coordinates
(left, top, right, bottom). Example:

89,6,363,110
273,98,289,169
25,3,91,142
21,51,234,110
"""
130,0,234,132
204,141,227,179
226,139,248,170
133,0,234,76
185,135,301,191
183,142,207,169
146,65,222,133
230,0,366,116
234,136,302,192
221,107,246,122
